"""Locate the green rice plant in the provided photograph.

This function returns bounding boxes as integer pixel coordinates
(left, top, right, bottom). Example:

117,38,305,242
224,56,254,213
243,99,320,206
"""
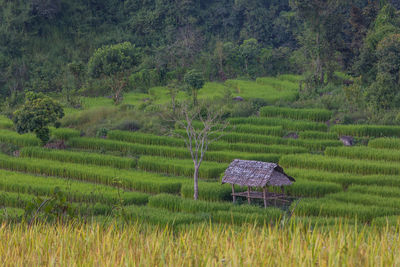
325,146,400,162
123,205,207,227
225,79,298,102
228,117,328,131
189,121,284,136
108,130,185,147
256,76,299,91
0,153,182,194
212,210,282,225
20,147,137,169
0,116,13,130
109,130,302,154
226,125,284,136
0,190,112,216
347,185,400,199
51,128,81,140
283,179,342,198
0,207,24,223
68,137,281,163
293,198,398,222
138,156,228,179
326,192,400,210
211,143,309,154
368,138,400,150
176,129,340,151
0,169,149,205
181,182,235,201
371,216,400,227
260,106,332,122
331,125,400,137
280,154,400,175
285,168,400,188
299,131,338,140
0,129,40,146
148,194,282,225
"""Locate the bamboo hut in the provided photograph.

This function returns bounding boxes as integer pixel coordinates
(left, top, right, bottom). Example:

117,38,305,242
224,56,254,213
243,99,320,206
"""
222,159,295,208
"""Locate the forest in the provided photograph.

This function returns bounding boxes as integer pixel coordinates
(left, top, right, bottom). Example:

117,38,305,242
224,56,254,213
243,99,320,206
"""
1,1,400,123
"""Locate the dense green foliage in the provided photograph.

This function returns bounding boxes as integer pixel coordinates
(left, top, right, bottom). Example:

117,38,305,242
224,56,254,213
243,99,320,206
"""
13,92,64,144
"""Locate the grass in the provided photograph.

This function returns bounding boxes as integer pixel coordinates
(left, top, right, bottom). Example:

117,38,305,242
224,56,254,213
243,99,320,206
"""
0,221,399,266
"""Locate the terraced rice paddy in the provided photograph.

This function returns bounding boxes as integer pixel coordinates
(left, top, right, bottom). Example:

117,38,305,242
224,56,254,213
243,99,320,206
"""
1,76,400,228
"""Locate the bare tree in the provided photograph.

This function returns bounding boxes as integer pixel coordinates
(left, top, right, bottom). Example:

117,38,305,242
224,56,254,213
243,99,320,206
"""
170,102,228,200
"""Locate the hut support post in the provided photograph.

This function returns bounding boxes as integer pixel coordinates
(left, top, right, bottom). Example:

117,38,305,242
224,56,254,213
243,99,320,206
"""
232,184,236,204
281,186,285,195
263,187,267,208
247,187,251,204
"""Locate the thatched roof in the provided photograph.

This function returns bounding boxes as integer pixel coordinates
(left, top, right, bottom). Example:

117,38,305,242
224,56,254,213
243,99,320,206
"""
222,159,295,187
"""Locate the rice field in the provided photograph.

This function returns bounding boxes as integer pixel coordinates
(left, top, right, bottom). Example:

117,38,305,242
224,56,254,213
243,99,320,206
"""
1,75,400,241
1,221,399,266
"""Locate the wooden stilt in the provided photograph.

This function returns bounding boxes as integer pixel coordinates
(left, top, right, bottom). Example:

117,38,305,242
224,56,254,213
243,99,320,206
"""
247,187,251,204
281,186,285,195
263,187,267,208
232,184,236,204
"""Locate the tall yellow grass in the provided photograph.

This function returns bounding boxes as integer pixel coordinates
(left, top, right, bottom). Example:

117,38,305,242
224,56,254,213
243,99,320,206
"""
0,221,399,266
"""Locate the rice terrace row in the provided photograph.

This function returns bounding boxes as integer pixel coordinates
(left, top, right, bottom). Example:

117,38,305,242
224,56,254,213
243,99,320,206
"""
1,77,400,227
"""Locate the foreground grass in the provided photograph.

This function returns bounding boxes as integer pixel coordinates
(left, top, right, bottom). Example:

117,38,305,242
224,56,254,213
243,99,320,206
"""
0,221,399,266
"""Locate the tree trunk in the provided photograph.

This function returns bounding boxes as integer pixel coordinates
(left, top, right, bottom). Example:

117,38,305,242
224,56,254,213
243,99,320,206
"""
193,166,199,200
